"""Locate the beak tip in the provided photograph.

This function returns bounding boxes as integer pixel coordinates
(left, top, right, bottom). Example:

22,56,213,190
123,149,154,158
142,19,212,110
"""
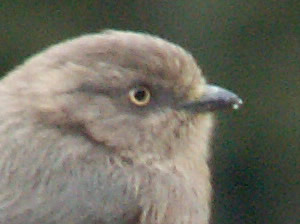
232,98,243,110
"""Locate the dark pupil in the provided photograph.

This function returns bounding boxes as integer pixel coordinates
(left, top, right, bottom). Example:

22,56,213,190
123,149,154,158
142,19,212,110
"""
134,90,146,101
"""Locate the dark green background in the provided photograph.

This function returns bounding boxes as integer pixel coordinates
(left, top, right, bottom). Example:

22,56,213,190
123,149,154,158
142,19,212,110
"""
1,1,299,223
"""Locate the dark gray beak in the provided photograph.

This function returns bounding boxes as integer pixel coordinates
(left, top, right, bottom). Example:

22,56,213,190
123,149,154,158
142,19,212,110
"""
181,84,243,113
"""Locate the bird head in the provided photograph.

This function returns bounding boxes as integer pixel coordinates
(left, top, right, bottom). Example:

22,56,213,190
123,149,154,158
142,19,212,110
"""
3,30,242,163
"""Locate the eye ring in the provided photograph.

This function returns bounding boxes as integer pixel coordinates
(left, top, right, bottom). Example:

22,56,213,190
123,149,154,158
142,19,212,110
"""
128,86,151,106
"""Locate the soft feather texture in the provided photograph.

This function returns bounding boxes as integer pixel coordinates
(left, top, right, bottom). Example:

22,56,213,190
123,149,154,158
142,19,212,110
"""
0,30,215,224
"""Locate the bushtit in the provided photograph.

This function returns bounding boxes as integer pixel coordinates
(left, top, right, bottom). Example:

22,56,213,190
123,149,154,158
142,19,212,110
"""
0,30,242,224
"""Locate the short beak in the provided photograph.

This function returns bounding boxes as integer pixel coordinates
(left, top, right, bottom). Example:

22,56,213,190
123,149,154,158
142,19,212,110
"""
181,84,243,113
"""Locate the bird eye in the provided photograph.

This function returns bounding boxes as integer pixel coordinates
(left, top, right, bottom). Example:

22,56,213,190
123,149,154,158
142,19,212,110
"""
128,86,151,106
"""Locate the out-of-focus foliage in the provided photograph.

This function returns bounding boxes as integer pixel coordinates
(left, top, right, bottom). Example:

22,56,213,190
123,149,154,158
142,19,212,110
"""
0,1,299,223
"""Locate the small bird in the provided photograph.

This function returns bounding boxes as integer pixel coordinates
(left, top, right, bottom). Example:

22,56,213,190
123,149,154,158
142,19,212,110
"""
0,30,242,224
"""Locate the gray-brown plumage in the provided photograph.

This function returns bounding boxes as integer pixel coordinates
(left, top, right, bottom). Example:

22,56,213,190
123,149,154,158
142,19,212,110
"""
0,30,242,224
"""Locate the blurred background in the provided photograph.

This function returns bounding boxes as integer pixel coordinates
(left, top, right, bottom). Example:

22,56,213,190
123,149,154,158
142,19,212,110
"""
0,0,299,223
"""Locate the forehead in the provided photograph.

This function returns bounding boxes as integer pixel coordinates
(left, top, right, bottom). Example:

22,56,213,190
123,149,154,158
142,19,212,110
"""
100,31,203,86
44,31,205,97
